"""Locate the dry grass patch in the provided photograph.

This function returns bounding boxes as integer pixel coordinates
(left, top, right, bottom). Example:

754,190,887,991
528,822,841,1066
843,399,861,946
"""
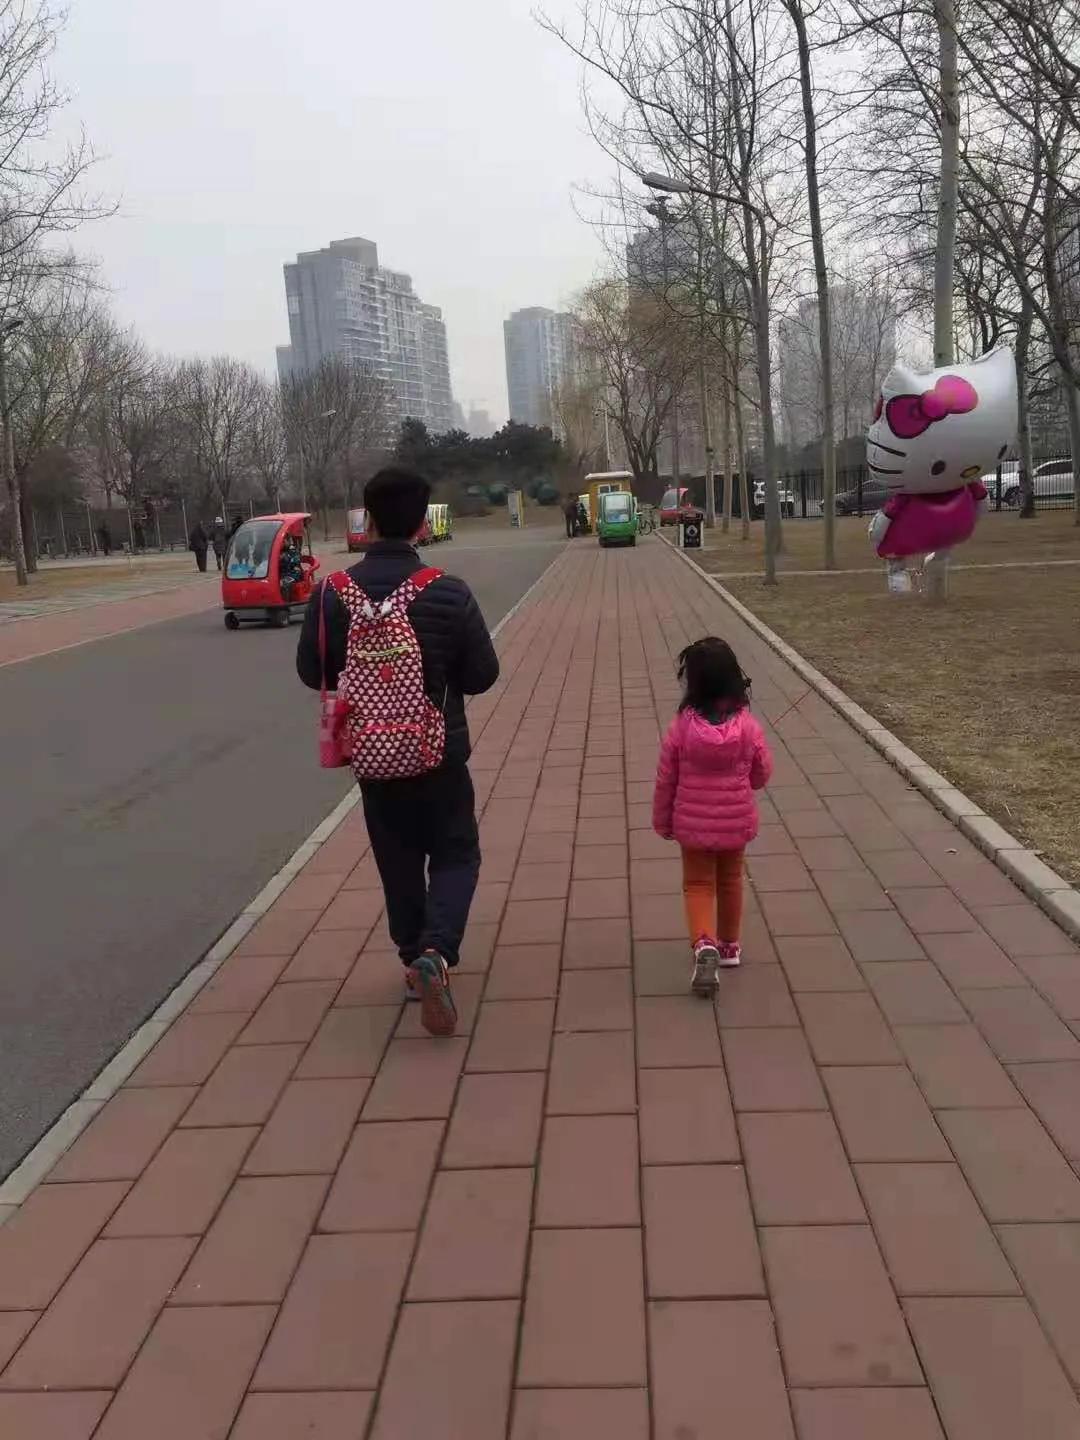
722,563,1080,886
0,556,197,603
700,510,1080,576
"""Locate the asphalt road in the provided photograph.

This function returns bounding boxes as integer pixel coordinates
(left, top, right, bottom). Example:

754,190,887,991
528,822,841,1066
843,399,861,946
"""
0,530,564,1177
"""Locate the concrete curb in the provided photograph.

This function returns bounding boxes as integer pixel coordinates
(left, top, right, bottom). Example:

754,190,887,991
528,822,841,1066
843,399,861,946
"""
662,534,1080,945
0,552,564,1209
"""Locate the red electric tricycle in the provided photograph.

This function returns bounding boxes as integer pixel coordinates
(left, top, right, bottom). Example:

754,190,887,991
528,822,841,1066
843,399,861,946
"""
221,512,320,630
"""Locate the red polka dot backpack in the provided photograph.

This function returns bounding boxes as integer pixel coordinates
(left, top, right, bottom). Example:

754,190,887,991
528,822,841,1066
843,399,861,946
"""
320,567,447,780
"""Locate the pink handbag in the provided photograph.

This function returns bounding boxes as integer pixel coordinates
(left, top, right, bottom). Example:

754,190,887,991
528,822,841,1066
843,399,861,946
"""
318,574,352,769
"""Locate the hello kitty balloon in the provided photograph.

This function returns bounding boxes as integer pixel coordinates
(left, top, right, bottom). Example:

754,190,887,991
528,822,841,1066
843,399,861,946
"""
866,347,1017,594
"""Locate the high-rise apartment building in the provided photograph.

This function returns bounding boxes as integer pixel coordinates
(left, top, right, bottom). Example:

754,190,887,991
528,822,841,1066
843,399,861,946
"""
503,307,576,433
279,237,455,433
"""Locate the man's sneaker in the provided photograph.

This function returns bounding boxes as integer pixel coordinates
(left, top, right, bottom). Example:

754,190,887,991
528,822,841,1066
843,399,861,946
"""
718,942,742,968
408,951,458,1037
690,939,721,998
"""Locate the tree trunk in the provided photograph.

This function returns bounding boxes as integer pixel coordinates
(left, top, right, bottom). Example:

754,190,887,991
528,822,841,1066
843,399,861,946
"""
700,360,716,527
1067,383,1080,526
934,0,959,367
750,235,783,583
1041,150,1080,524
721,356,734,534
19,483,37,573
785,0,836,569
734,385,751,542
1015,304,1035,519
0,339,27,586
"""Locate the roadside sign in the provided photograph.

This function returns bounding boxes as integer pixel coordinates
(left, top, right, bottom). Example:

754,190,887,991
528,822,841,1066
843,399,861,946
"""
680,517,702,549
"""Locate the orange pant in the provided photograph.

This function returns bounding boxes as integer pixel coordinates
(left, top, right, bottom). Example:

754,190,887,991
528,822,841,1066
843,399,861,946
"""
681,848,745,945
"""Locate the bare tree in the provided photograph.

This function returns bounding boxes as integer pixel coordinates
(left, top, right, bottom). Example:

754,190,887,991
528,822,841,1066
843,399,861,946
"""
177,355,261,517
571,275,698,486
551,370,608,475
248,380,288,510
97,351,179,542
0,1,111,583
541,0,800,580
782,0,837,565
281,357,392,536
2,277,103,568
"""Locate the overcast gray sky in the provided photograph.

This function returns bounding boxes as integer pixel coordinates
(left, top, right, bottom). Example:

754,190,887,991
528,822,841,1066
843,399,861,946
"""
57,0,607,422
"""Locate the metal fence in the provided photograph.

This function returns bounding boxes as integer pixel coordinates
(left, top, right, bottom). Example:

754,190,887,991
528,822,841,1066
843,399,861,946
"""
11,499,262,562
773,453,1078,519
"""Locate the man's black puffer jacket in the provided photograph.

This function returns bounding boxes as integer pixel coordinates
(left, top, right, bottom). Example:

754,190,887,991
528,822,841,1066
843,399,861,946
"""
296,539,499,767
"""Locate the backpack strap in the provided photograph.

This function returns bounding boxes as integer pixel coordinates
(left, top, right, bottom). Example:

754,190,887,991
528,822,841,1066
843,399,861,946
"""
327,569,378,621
410,566,443,595
377,566,443,615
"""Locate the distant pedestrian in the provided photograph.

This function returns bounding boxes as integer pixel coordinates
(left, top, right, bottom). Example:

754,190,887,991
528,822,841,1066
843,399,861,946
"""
653,636,773,995
563,495,578,539
211,516,228,571
189,521,210,573
97,523,112,558
577,500,588,534
229,514,243,539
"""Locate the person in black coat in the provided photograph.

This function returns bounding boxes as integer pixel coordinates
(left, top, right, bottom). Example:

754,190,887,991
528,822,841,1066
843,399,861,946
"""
210,516,228,570
189,521,209,572
563,494,579,538
297,468,499,1037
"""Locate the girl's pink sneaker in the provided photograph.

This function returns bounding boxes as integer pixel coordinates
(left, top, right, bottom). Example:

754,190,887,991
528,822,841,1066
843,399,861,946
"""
718,942,742,969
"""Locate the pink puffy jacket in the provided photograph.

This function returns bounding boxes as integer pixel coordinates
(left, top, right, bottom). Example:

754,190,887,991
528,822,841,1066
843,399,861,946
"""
653,706,773,852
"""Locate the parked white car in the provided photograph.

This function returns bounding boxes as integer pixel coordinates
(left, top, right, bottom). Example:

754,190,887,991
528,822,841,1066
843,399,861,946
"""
984,458,1075,508
752,480,797,518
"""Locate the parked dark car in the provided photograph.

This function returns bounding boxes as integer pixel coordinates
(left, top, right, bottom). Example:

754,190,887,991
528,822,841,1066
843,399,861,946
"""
835,479,889,516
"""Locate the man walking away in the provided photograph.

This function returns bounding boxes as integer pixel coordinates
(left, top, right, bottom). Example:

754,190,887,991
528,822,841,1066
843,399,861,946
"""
211,516,228,571
97,522,112,557
189,521,209,573
297,467,499,1037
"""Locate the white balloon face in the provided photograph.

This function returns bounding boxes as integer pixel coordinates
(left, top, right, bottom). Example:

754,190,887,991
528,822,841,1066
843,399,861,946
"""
866,347,1018,495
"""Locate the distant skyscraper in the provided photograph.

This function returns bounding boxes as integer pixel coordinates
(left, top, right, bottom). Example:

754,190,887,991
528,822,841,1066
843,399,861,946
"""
467,406,495,438
279,236,455,432
503,307,576,433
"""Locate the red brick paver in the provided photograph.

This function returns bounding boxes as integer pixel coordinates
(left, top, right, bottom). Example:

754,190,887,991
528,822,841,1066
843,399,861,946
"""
0,578,218,668
4,537,1080,1435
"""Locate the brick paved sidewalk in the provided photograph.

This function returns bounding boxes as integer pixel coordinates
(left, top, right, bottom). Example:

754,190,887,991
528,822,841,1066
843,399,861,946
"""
0,577,218,667
3,537,1080,1439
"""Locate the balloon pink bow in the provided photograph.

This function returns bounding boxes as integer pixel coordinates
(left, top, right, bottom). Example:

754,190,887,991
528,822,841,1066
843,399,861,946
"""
885,375,978,440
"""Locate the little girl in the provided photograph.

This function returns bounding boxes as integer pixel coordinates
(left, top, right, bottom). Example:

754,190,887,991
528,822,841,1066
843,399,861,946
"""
653,636,773,995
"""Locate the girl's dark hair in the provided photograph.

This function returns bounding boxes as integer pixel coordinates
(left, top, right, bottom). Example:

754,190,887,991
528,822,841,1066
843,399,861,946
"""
677,636,751,714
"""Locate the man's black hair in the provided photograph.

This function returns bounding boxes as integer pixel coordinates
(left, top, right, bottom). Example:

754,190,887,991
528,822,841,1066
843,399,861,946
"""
364,467,431,540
